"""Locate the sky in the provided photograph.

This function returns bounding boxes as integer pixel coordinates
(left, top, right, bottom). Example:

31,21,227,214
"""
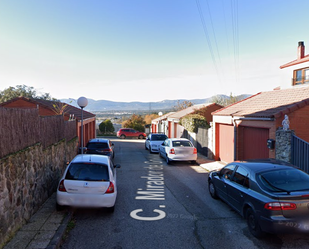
1,0,309,103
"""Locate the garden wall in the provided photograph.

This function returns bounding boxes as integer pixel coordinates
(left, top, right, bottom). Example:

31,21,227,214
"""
0,138,78,248
0,107,78,247
182,125,213,159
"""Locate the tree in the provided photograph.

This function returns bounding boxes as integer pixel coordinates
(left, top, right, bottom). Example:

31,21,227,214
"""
99,119,115,134
144,113,159,125
0,85,55,103
211,93,244,107
173,100,194,111
122,114,146,132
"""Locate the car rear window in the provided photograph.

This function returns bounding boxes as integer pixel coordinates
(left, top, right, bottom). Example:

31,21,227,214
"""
257,168,309,192
65,163,109,181
172,141,193,147
151,135,167,141
87,142,109,149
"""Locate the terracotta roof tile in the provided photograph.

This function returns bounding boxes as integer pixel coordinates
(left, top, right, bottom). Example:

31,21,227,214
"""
280,54,309,69
168,103,215,119
213,86,309,118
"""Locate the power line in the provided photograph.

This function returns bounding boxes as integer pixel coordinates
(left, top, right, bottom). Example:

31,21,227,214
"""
195,0,221,83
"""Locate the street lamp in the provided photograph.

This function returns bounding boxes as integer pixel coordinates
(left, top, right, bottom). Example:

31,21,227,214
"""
77,97,88,154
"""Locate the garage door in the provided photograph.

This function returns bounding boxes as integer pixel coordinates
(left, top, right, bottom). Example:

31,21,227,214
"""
218,124,234,163
240,126,269,160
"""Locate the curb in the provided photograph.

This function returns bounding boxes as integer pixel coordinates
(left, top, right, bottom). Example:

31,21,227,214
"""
46,211,73,249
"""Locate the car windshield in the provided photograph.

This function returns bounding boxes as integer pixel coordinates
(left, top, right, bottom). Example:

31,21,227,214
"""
257,168,309,192
172,141,192,147
65,163,109,181
151,135,167,141
87,143,109,149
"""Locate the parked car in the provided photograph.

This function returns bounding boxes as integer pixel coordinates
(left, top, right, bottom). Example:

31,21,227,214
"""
159,138,197,164
85,138,115,158
208,159,309,237
145,133,168,153
117,128,146,139
56,154,121,212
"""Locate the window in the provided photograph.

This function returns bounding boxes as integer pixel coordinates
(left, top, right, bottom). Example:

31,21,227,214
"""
220,164,236,180
65,163,109,181
293,68,309,85
257,168,309,192
232,166,250,188
172,141,193,147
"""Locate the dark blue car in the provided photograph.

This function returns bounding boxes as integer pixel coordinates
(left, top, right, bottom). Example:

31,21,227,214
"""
208,159,309,237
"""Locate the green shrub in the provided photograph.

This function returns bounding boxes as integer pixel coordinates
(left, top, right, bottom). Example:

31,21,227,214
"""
180,114,210,133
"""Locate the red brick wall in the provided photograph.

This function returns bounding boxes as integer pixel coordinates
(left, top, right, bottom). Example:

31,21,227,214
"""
279,105,309,142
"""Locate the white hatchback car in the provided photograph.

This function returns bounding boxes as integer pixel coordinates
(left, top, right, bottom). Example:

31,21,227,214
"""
159,138,197,164
145,133,168,153
56,154,120,212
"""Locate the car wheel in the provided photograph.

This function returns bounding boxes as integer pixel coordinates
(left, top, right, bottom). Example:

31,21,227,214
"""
56,202,65,211
138,135,144,139
191,160,197,165
106,205,115,213
246,208,265,238
166,154,171,164
208,181,218,199
120,134,126,139
145,144,148,150
149,146,153,153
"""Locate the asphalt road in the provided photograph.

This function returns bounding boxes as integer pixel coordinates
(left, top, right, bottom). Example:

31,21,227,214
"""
60,139,309,249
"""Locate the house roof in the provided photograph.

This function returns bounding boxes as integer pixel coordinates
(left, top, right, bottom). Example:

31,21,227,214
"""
0,97,95,120
280,54,309,69
152,112,175,123
168,103,217,119
212,86,309,119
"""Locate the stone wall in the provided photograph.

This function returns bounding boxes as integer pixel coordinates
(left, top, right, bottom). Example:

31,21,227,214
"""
275,129,294,163
0,137,78,248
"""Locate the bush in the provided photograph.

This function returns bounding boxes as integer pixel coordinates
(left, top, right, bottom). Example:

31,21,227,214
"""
180,114,210,133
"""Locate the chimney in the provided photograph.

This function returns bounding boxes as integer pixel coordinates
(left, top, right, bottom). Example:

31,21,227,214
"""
298,41,305,60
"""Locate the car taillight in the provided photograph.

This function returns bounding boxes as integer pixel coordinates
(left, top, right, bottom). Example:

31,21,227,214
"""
58,179,66,192
193,148,197,154
106,182,115,194
103,148,112,152
264,202,297,211
169,148,175,154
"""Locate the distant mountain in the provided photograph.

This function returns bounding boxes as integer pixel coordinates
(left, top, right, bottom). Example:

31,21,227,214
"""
61,94,251,112
61,98,208,112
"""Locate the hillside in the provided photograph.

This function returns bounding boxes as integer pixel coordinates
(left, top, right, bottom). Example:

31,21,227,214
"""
61,94,251,112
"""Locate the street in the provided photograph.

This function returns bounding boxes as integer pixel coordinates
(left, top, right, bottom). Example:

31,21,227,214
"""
60,139,309,249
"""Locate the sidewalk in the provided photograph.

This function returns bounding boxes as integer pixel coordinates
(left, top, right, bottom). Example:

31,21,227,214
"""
3,193,72,249
2,154,224,249
196,153,226,171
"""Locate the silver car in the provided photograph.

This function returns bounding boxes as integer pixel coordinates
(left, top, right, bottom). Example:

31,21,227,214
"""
56,154,120,212
159,138,197,164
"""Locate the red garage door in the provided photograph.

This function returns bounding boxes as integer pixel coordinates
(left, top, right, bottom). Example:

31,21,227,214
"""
241,126,269,160
218,124,234,163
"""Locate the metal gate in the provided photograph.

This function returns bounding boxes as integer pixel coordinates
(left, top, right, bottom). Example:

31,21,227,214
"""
292,135,309,173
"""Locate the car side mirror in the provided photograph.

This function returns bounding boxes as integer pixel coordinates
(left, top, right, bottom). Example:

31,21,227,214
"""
114,164,121,168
